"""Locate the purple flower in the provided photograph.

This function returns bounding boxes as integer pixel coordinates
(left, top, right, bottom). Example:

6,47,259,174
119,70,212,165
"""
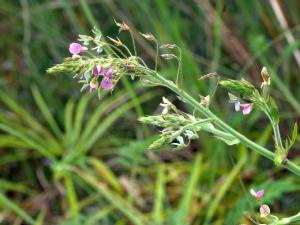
89,86,95,93
93,65,104,76
100,67,114,90
69,42,88,56
240,103,252,115
101,78,113,90
250,189,264,199
233,101,252,115
106,67,113,78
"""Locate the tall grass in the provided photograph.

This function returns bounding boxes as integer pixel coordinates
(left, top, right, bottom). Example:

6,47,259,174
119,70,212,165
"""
0,0,299,224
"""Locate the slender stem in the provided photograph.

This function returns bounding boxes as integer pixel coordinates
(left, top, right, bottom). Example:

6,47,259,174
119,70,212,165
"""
121,44,133,57
175,47,182,87
129,31,137,56
265,104,284,150
273,123,283,149
150,72,300,176
155,39,159,71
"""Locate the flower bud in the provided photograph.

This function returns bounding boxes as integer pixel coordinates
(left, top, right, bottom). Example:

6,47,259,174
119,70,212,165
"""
161,54,177,60
160,44,177,49
260,204,270,218
140,33,156,42
114,20,130,32
261,67,271,87
200,95,210,108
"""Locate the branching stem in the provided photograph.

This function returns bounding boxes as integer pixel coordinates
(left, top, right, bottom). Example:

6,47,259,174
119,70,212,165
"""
146,71,300,176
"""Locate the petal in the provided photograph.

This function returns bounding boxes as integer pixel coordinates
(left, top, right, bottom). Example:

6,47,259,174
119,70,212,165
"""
162,107,168,114
106,67,113,78
93,65,104,76
176,136,184,145
69,43,81,55
89,86,95,93
250,189,256,197
234,101,241,111
93,66,99,75
80,46,88,51
241,104,252,115
256,190,264,198
101,78,113,90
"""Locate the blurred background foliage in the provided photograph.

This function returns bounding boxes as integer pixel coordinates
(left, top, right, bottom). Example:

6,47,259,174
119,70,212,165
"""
0,0,300,224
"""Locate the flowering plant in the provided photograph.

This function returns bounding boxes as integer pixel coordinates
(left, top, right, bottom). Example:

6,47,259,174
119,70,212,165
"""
48,22,300,224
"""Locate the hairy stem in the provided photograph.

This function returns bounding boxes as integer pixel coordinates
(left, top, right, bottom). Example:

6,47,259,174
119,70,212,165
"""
149,71,300,176
155,39,159,71
265,104,284,150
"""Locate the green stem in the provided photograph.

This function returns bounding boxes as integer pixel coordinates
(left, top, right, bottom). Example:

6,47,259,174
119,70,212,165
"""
273,122,283,149
150,72,300,176
129,31,137,56
265,104,284,150
271,212,300,225
155,39,159,71
176,47,182,87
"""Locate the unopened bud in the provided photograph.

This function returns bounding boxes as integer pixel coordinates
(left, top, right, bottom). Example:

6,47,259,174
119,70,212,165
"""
199,72,219,80
261,67,271,88
115,20,130,32
200,95,210,108
160,44,177,49
89,76,99,89
161,54,177,60
140,33,156,41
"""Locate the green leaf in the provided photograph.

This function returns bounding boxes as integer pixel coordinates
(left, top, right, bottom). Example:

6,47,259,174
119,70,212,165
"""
74,168,149,225
31,86,63,137
169,154,202,225
284,122,298,152
291,122,298,147
0,192,37,225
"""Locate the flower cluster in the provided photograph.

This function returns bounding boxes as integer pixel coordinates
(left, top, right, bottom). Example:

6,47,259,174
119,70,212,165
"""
67,41,115,92
139,97,239,150
90,65,114,92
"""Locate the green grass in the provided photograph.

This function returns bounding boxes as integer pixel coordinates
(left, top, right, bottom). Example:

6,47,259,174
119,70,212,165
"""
0,0,300,224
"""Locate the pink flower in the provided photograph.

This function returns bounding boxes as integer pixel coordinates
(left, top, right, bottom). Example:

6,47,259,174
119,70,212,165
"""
240,103,252,115
250,189,264,199
93,65,105,76
69,42,88,56
233,101,252,115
